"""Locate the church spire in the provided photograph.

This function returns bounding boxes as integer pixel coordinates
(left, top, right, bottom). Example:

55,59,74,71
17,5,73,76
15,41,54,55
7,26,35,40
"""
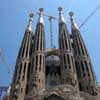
38,8,44,24
58,7,65,23
69,12,79,30
69,12,98,95
58,7,77,86
27,13,34,32
10,13,34,100
28,8,46,99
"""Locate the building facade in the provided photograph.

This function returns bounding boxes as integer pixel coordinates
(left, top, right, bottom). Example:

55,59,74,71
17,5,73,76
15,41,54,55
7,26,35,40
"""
9,7,100,100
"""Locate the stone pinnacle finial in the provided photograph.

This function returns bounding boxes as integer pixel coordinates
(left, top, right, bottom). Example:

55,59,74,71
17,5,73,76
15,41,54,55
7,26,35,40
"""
29,13,34,19
38,8,44,24
27,13,34,32
69,12,74,20
69,12,74,17
58,7,65,23
69,11,79,30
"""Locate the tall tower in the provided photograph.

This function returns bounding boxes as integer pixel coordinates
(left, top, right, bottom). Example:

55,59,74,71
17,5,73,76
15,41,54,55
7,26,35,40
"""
69,12,98,95
9,7,100,100
58,7,77,86
10,13,34,100
57,7,81,100
27,8,46,99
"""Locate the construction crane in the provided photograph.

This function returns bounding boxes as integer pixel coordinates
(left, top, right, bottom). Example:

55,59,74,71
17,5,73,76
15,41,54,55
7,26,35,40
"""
0,48,11,99
48,16,56,48
0,48,11,77
37,9,56,48
79,4,100,29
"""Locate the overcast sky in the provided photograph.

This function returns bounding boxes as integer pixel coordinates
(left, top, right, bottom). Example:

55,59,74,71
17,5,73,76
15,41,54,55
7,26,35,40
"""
0,0,100,87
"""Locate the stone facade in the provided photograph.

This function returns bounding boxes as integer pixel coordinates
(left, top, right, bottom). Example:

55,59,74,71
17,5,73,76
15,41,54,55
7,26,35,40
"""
9,7,100,100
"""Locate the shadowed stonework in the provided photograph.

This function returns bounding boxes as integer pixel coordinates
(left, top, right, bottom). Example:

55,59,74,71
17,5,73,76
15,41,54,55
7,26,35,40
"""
7,7,100,100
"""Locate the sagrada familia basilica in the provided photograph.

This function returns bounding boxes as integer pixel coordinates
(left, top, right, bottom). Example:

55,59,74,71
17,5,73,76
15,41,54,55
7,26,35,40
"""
3,7,100,100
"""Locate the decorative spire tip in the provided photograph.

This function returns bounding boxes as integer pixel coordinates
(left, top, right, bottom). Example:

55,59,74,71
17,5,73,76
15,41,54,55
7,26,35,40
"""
29,13,34,18
69,11,79,30
69,12,74,20
38,8,44,24
58,7,65,23
39,8,43,12
58,7,63,12
27,13,34,32
69,12,74,17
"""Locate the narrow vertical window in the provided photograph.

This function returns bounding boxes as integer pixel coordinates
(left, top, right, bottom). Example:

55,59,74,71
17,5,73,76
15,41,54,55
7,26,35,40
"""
19,63,22,74
22,44,25,57
23,62,26,80
85,61,89,76
27,63,31,80
67,55,70,65
64,54,66,65
80,61,84,72
39,55,41,72
36,56,38,66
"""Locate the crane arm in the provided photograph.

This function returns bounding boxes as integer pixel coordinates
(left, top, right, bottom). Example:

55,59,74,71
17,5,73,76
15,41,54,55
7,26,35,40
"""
79,4,100,29
0,48,10,75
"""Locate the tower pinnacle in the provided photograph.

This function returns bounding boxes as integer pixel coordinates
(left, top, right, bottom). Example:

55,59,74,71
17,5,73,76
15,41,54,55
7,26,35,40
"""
70,11,98,95
38,8,44,24
69,12,79,30
58,7,65,23
27,13,34,32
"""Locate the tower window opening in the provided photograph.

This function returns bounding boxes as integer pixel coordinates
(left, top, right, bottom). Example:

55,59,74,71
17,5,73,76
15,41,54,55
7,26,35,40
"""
22,44,25,57
25,84,29,95
19,63,22,74
80,61,84,72
22,63,26,80
62,39,64,50
64,54,66,68
40,38,42,50
18,76,20,79
36,56,38,66
40,30,43,50
22,75,24,80
23,63,26,74
76,37,81,55
71,56,74,71
79,83,82,91
21,88,23,93
27,63,31,80
80,43,85,55
67,55,71,69
39,79,40,83
36,33,39,51
43,56,45,72
39,55,42,71
29,43,32,56
87,86,89,91
75,61,82,78
77,33,85,55
85,61,90,77
64,32,68,49
26,41,29,57
69,40,72,50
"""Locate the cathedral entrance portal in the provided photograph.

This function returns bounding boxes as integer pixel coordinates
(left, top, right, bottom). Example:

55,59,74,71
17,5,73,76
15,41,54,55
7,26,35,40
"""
44,94,65,100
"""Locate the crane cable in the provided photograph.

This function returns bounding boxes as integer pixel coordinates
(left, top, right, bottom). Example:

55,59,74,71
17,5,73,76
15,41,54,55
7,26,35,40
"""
0,48,11,78
79,4,100,29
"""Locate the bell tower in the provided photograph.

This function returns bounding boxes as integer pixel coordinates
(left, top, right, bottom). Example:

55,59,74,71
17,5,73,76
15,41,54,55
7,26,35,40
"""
10,13,34,100
58,7,77,86
27,8,46,99
69,12,98,95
